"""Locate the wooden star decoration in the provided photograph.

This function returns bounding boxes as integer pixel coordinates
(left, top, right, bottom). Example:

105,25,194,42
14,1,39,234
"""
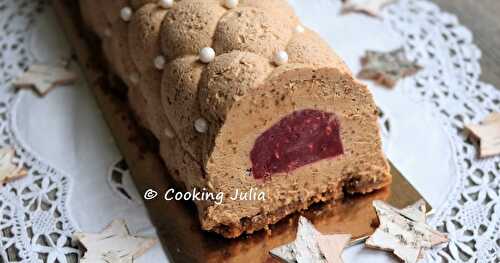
270,216,351,263
358,48,422,88
465,112,500,158
74,220,157,263
366,200,448,263
13,64,77,96
341,0,396,17
0,147,27,185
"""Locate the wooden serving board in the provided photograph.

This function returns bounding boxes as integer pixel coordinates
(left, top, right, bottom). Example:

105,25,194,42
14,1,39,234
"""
52,1,431,262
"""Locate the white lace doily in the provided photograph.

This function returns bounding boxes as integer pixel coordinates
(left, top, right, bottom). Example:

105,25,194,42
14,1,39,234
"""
0,0,498,262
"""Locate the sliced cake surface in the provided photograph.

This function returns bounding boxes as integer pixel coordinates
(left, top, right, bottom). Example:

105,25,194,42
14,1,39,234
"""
80,0,391,238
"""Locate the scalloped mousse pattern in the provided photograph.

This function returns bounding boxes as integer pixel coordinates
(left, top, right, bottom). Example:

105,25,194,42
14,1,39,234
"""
250,109,343,179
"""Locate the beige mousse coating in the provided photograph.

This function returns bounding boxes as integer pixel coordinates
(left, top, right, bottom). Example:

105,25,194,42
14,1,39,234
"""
104,17,150,128
128,82,151,129
198,51,274,123
286,29,351,73
106,21,139,88
159,134,212,226
139,69,175,139
128,3,167,74
103,0,157,25
160,135,205,191
213,7,293,60
160,0,226,61
239,0,299,26
162,56,206,162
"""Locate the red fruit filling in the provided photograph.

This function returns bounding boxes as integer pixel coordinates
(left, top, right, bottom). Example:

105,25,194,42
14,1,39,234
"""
250,109,343,180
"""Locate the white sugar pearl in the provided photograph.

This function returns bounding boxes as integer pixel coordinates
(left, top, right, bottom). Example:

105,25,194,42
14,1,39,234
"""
120,7,133,22
224,0,239,9
158,0,174,8
199,47,215,63
294,25,305,33
273,50,289,66
154,55,166,70
194,118,208,133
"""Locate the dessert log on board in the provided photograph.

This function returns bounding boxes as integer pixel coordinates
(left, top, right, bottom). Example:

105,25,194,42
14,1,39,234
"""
79,0,392,238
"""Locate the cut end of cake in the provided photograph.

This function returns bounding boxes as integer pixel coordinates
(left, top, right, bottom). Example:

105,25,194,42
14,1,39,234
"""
199,67,391,237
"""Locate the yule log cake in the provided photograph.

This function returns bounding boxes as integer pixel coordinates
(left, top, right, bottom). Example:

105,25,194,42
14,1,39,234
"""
80,0,392,238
